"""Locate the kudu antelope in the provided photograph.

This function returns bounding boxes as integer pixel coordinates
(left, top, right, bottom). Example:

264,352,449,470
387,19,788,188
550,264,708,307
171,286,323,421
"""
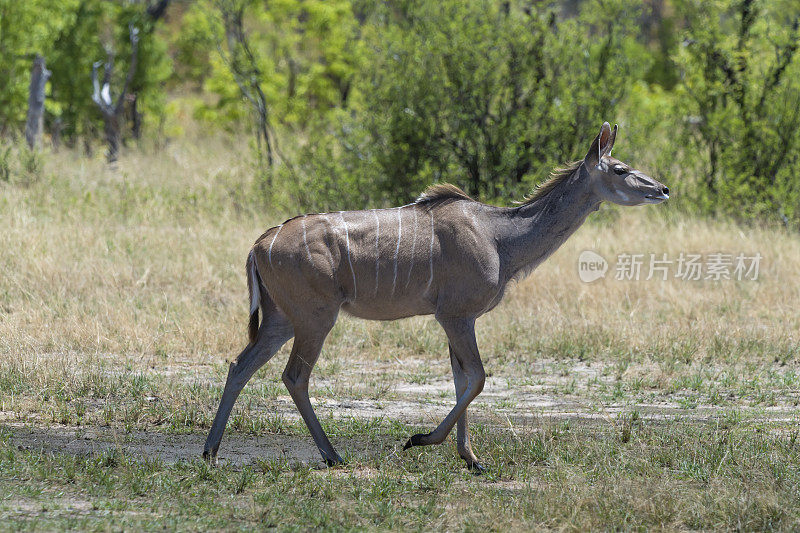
204,122,669,470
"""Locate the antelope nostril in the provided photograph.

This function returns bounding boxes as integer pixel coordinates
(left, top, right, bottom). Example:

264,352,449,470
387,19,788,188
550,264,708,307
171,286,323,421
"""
662,186,669,196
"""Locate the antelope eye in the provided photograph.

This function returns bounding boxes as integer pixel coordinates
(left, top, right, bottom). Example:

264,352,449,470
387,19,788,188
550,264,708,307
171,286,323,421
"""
613,166,627,175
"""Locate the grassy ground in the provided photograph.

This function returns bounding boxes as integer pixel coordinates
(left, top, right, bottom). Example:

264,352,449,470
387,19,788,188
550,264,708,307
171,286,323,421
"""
1,138,799,530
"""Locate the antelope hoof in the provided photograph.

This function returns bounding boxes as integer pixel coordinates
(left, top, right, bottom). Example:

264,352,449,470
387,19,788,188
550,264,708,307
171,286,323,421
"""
403,432,428,450
202,449,218,466
322,452,345,467
466,460,485,474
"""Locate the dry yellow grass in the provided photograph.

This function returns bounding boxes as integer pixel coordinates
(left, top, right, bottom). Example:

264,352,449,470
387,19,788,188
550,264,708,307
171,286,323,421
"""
1,135,797,371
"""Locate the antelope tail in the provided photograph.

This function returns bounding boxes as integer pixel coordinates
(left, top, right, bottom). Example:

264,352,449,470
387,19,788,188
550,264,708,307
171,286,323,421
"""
246,249,261,345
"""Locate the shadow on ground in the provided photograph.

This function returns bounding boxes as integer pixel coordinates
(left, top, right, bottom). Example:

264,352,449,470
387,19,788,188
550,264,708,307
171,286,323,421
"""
5,424,330,467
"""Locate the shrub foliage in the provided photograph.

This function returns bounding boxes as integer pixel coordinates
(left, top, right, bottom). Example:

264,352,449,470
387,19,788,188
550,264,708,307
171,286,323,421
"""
1,0,800,223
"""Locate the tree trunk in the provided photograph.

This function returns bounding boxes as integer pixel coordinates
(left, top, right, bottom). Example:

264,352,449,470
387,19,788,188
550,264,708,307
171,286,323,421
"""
104,112,122,163
91,25,139,163
25,55,51,149
51,117,63,151
130,93,142,140
83,136,94,158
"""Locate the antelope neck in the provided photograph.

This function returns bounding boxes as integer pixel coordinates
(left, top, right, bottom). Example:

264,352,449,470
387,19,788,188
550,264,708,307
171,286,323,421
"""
495,163,602,282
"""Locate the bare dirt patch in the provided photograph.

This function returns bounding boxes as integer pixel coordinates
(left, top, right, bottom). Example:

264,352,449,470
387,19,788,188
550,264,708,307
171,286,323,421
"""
6,424,325,467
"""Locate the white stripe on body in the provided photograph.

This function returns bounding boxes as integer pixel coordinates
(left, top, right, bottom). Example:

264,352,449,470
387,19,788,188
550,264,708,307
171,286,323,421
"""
373,210,380,296
404,207,417,289
340,212,357,300
392,208,402,294
268,224,283,268
426,211,434,293
301,215,313,263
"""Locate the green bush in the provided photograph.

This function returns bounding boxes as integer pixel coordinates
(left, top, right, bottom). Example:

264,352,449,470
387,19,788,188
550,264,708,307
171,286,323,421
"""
282,0,650,209
182,0,362,129
673,0,800,224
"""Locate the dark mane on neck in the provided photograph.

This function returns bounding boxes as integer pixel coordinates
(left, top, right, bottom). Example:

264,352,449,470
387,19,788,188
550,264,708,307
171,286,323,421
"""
415,183,474,206
519,160,582,205
415,163,582,208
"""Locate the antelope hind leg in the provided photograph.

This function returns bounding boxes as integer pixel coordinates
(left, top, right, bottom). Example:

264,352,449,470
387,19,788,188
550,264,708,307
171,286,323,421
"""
282,321,344,467
203,314,293,463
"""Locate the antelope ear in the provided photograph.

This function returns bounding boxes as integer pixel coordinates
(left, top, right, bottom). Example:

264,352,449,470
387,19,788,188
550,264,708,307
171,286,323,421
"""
585,122,612,166
604,124,618,156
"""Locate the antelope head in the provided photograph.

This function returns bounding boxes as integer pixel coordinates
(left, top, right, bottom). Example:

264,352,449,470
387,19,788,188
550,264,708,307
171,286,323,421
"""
584,122,669,206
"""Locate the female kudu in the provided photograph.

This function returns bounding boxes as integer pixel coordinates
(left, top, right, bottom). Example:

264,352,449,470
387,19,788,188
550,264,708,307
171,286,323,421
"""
204,122,669,469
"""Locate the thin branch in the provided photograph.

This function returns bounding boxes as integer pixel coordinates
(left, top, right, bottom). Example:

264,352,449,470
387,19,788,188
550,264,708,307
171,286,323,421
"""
115,25,140,113
216,1,276,168
757,17,800,113
102,48,113,88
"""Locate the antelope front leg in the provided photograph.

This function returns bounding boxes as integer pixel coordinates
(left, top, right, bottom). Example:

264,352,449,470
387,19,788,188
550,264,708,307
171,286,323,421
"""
449,344,483,471
403,317,485,464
